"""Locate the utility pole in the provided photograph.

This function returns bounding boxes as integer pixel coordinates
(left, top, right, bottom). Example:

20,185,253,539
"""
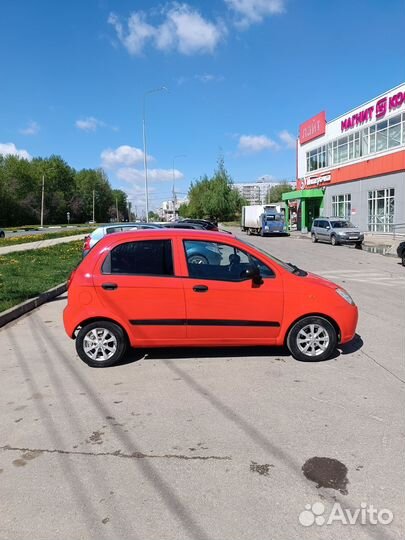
116,197,119,222
40,174,45,228
92,189,95,223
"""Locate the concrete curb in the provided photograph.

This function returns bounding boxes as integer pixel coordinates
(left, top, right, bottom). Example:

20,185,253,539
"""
0,282,67,328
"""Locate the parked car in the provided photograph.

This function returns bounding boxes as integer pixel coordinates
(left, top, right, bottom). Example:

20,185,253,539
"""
179,219,218,231
82,223,162,257
311,218,364,246
396,241,405,266
0,229,5,239
162,222,205,229
64,229,358,367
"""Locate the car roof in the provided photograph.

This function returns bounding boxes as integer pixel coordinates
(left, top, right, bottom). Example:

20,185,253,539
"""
93,228,234,247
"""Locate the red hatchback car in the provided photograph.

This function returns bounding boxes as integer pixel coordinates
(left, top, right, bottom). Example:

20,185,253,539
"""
63,229,358,367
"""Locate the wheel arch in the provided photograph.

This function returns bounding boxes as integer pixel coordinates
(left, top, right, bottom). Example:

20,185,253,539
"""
73,316,130,344
283,313,341,345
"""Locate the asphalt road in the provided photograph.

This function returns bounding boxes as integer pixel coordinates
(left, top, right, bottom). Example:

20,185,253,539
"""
1,229,404,540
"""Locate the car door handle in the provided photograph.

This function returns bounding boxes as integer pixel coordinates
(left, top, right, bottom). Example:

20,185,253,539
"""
193,285,209,293
102,283,118,290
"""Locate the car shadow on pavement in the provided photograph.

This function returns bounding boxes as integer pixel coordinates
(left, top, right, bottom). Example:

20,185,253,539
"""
338,333,364,355
118,345,291,367
115,334,364,367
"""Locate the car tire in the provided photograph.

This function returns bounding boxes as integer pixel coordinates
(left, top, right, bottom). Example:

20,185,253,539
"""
76,320,127,368
188,254,208,265
0,231,5,239
311,233,318,243
355,241,363,249
330,235,338,246
402,252,405,267
247,228,252,236
287,316,337,362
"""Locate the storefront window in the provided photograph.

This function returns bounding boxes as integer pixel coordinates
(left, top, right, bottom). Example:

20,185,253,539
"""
332,194,351,219
305,112,405,173
388,115,401,148
368,188,395,232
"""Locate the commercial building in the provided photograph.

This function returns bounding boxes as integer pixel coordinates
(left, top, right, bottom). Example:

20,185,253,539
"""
283,83,405,233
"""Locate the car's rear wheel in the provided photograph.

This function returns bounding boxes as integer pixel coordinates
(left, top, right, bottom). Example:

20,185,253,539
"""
331,235,338,246
76,320,127,367
311,233,317,243
287,316,337,362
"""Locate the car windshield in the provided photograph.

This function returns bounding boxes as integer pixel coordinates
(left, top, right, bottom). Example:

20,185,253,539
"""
331,221,355,228
242,239,304,274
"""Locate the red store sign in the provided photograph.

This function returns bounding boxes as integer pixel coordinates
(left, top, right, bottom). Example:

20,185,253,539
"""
299,111,326,145
297,173,331,190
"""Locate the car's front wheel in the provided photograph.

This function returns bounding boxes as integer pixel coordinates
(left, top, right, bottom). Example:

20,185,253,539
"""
287,316,337,362
76,320,127,367
402,252,405,267
330,235,338,246
311,233,318,243
188,254,208,265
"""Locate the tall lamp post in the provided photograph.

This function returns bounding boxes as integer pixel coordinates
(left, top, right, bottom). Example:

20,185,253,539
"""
142,86,167,223
172,154,186,221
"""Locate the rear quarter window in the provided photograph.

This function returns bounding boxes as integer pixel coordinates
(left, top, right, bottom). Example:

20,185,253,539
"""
102,239,174,276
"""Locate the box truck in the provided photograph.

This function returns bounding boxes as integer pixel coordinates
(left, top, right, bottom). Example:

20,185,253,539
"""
241,205,286,236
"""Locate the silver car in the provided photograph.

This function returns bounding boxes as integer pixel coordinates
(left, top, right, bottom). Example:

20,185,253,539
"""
83,223,162,256
311,218,364,247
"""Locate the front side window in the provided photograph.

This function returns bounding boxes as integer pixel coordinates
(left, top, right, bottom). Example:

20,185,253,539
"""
103,240,174,275
184,240,275,281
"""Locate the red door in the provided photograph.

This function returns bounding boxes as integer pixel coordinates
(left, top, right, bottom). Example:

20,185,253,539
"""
181,240,284,345
93,238,187,345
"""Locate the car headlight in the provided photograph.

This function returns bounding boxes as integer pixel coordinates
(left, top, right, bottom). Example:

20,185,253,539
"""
337,231,345,235
336,288,355,305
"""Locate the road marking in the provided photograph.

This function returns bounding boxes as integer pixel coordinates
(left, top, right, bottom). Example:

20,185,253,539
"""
311,270,405,288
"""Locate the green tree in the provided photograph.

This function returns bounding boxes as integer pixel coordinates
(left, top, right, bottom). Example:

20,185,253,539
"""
148,210,160,222
266,183,293,203
182,158,245,222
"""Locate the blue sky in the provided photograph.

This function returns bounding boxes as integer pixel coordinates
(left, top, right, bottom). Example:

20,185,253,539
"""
1,0,404,213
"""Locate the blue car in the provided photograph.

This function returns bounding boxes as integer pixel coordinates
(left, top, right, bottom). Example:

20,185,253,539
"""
185,240,222,265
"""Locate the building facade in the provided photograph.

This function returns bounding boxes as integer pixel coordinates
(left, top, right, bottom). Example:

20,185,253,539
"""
234,180,293,205
283,83,405,233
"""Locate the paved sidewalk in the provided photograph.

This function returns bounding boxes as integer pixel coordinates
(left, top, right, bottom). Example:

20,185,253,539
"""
0,233,86,256
288,230,403,253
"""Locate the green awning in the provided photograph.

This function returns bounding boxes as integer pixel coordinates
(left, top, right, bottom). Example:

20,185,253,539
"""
282,189,324,201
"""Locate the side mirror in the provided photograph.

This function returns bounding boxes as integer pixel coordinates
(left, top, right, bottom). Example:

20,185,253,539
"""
326,225,330,230
241,264,263,285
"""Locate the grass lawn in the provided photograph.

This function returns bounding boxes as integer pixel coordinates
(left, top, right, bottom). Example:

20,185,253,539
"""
0,240,82,312
0,227,94,247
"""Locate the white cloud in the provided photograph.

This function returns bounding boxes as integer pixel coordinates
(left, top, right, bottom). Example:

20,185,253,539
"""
101,146,147,169
238,134,279,153
225,0,286,27
195,73,224,83
0,142,32,160
75,117,106,132
117,167,183,183
108,4,226,56
279,129,296,149
20,121,40,136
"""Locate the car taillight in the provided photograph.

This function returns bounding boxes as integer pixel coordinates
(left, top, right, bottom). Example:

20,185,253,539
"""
67,269,76,289
83,235,91,251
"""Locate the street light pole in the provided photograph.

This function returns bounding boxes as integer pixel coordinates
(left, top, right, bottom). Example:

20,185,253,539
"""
116,197,119,222
142,86,167,223
172,154,186,221
92,189,95,223
40,174,45,228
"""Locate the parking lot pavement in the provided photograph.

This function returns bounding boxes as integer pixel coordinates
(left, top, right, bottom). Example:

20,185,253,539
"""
0,231,404,540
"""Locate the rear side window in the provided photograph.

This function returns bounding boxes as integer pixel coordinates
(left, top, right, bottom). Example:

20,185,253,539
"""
102,240,174,276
